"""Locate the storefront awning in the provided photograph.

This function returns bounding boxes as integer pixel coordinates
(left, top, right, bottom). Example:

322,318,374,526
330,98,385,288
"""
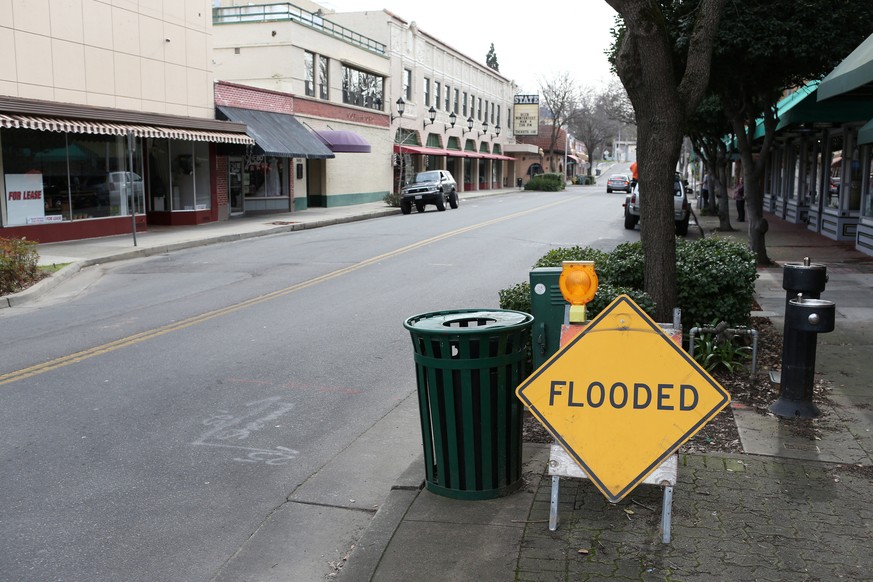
217,106,334,159
0,113,254,144
445,150,482,158
858,119,873,145
818,33,873,101
394,144,448,156
315,130,371,153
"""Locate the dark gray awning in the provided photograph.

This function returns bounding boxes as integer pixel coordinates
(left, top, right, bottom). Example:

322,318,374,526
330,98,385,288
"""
217,106,334,159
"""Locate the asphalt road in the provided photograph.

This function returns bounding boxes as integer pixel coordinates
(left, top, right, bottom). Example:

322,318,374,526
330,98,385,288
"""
0,184,644,581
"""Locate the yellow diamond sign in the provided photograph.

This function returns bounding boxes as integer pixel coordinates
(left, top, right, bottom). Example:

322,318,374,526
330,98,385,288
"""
516,295,730,503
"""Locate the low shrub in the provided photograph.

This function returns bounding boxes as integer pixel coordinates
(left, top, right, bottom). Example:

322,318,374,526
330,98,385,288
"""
0,237,42,295
383,191,401,207
498,237,756,333
498,281,531,313
534,245,609,279
497,274,655,321
602,241,644,289
525,173,565,191
676,237,757,329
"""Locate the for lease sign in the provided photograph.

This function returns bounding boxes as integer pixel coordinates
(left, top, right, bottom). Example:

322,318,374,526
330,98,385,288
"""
6,174,45,226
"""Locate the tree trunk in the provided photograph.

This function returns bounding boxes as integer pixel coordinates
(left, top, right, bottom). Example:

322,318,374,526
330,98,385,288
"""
727,105,774,266
743,160,770,265
608,0,726,322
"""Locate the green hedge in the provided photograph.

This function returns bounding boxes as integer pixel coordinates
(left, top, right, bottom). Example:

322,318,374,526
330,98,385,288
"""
498,238,757,331
524,173,566,191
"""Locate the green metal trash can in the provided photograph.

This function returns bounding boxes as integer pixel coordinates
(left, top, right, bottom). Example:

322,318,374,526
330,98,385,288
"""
403,309,534,500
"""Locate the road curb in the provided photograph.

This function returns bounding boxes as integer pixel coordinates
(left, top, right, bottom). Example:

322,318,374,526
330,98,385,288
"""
0,208,400,309
335,456,424,581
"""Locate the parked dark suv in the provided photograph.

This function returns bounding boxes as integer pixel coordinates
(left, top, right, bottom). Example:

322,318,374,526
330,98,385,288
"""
400,170,458,214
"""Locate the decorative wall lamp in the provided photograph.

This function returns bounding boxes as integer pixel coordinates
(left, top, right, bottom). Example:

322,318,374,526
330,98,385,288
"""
391,97,406,123
423,106,437,129
446,111,457,133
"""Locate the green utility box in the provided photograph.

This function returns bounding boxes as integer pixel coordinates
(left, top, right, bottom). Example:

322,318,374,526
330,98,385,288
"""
529,267,569,369
404,309,533,500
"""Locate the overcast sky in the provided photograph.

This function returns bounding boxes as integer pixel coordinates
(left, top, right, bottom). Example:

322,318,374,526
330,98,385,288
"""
320,0,620,94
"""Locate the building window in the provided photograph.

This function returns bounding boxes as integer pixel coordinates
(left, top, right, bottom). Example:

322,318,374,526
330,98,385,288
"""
478,98,482,121
454,89,459,114
403,68,412,100
1,129,150,223
318,55,329,100
424,77,431,106
484,100,489,122
342,65,384,110
497,105,501,128
490,102,495,124
463,92,468,116
445,84,451,111
241,155,289,198
304,51,315,97
434,81,441,110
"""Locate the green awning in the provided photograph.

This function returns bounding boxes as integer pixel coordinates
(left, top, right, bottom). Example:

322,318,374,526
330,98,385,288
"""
817,33,873,101
751,81,873,140
858,119,873,144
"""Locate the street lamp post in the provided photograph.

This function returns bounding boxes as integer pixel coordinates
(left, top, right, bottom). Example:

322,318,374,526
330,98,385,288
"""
394,97,405,194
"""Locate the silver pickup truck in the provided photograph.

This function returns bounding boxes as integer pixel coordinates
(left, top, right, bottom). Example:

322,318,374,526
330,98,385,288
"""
623,175,692,236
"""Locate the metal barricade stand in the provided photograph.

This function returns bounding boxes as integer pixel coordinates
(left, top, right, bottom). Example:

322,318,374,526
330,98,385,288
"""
517,262,729,545
545,307,680,544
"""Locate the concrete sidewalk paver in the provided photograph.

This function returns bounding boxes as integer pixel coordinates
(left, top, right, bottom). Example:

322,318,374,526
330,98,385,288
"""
518,453,873,581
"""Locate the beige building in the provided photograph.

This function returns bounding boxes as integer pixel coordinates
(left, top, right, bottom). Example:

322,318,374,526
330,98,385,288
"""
0,0,252,242
327,7,519,192
212,0,392,209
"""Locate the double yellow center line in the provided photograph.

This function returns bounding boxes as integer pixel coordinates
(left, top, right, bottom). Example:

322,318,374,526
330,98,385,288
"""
0,199,571,386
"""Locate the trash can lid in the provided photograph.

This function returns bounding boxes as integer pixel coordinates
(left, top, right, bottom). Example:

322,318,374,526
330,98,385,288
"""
404,309,533,333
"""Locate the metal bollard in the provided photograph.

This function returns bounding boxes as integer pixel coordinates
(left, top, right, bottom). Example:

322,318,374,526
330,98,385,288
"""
769,294,835,418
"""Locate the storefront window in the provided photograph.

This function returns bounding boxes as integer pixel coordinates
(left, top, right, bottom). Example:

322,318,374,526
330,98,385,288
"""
242,155,288,198
146,138,209,211
1,128,144,225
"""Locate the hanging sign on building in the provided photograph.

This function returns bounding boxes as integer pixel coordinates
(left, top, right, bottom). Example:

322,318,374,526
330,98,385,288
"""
513,94,539,136
6,173,46,226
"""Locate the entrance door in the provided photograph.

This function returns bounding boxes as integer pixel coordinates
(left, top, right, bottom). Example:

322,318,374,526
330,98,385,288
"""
229,158,243,214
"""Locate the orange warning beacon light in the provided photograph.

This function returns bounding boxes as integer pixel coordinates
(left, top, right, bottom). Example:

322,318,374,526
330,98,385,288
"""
558,261,598,323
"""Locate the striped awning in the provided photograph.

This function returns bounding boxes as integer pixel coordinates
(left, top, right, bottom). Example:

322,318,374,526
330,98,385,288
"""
0,113,254,144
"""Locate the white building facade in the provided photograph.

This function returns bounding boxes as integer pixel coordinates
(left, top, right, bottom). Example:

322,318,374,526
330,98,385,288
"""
328,8,519,193
212,0,393,209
